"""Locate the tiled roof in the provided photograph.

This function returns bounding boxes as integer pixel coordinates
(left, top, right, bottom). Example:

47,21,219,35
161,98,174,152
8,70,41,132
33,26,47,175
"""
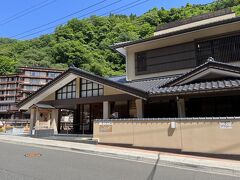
162,59,240,87
150,79,240,96
122,60,240,96
124,76,177,92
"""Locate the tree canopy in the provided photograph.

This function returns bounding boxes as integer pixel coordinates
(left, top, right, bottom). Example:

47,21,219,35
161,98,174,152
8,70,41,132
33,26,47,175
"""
0,0,240,76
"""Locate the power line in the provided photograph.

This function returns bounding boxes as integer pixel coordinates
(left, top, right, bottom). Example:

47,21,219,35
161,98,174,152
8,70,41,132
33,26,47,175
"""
0,0,53,23
0,0,56,26
10,0,107,38
100,0,149,16
16,0,150,40
16,0,122,39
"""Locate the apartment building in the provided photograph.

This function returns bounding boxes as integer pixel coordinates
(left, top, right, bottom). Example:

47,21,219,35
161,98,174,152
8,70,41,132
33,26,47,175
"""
0,67,63,119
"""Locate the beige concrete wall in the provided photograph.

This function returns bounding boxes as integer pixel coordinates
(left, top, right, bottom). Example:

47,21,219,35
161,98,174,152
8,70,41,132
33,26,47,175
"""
94,120,134,145
94,118,240,155
133,121,182,149
181,120,240,155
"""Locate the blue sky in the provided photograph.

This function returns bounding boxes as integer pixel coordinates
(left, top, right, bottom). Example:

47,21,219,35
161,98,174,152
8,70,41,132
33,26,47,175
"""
0,0,213,40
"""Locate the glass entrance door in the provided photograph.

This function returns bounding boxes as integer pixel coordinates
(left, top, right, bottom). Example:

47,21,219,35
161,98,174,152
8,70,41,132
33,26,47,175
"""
90,103,103,133
79,103,103,134
80,104,90,134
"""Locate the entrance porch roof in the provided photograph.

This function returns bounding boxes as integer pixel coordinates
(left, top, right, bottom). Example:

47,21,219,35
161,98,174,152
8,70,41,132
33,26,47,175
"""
17,67,148,110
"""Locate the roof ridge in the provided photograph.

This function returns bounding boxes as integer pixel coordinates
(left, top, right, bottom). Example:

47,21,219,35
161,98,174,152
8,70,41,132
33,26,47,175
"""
155,8,233,32
159,78,240,89
150,78,240,96
125,75,179,84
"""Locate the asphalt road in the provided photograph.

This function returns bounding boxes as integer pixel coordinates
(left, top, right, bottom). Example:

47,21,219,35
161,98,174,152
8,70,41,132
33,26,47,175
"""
0,142,238,180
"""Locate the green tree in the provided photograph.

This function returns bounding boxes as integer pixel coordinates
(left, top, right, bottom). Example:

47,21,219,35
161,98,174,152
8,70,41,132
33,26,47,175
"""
0,0,240,77
0,56,16,75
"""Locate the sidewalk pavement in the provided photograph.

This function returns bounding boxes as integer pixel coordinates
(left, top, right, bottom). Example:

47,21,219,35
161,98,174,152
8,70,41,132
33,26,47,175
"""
0,135,239,177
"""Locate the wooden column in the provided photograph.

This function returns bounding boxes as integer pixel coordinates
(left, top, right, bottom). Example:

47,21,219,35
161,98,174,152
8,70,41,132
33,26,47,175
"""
51,109,59,134
35,108,40,130
103,101,110,119
30,108,35,135
73,105,80,133
135,99,144,118
177,98,186,118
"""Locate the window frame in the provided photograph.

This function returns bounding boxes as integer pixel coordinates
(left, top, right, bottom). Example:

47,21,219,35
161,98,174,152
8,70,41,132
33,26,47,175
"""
135,52,147,73
80,78,103,98
56,80,76,100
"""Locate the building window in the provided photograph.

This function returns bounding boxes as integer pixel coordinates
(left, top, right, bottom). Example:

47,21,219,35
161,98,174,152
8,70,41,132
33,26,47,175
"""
7,91,16,95
196,34,240,65
48,72,60,78
0,105,9,111
26,71,46,77
56,80,76,100
6,97,15,101
9,77,16,81
0,78,7,82
8,84,16,89
0,85,7,89
135,52,147,72
80,79,103,98
30,71,40,77
24,85,39,91
29,79,46,85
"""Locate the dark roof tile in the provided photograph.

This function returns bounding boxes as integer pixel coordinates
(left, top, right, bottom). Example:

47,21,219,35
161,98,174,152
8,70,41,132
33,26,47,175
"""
124,76,176,92
150,79,240,96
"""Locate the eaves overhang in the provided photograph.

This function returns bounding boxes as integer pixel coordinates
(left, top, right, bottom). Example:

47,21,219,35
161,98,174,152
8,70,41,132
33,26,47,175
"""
111,16,240,49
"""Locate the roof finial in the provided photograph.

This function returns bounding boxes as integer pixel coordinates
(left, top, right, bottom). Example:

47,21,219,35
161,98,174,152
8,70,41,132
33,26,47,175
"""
69,64,75,68
207,57,215,62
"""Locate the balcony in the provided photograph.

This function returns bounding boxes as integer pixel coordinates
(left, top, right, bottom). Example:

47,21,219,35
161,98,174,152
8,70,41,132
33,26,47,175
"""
0,94,21,97
0,100,16,104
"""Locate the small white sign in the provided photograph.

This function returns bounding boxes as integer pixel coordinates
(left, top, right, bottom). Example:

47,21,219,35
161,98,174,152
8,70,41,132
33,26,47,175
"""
219,121,232,129
99,121,113,126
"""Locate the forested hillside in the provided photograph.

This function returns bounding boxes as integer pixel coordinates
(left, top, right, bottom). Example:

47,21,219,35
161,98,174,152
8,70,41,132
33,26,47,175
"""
0,0,240,76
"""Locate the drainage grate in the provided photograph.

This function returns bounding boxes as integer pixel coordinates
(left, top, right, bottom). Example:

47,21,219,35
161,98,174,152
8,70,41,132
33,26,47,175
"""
24,152,42,158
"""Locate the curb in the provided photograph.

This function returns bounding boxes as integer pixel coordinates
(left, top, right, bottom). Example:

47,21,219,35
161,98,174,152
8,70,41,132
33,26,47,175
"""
0,137,239,177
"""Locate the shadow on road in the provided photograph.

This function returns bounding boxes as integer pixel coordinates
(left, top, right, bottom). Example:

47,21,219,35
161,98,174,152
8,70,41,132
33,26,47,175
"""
147,153,160,180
